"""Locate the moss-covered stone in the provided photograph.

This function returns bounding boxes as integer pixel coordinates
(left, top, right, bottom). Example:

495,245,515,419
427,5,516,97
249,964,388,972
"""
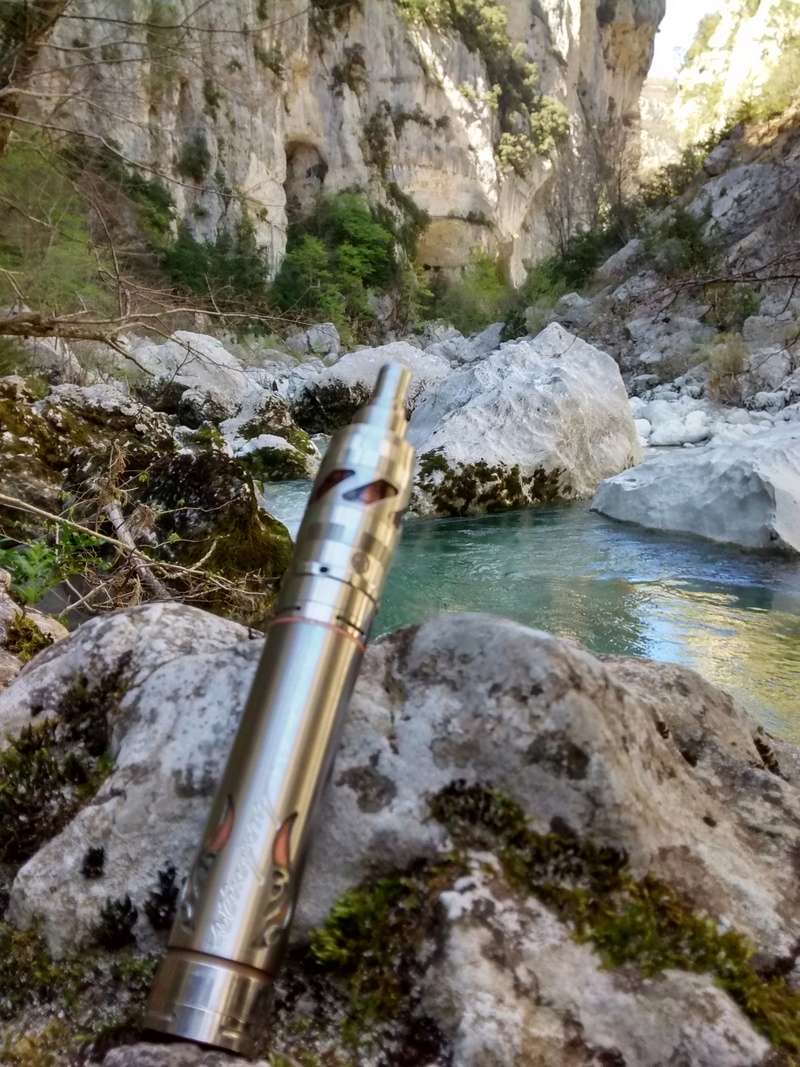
430,780,800,1055
4,613,54,663
291,381,370,434
141,449,292,621
0,919,158,1059
416,448,564,517
240,443,310,483
0,668,124,864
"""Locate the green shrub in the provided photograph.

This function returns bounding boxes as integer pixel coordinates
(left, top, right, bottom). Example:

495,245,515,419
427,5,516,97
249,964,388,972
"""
0,137,112,317
705,282,760,330
176,131,211,183
163,217,269,304
395,0,568,173
0,528,106,604
272,192,398,331
682,13,722,66
429,252,512,334
644,205,718,276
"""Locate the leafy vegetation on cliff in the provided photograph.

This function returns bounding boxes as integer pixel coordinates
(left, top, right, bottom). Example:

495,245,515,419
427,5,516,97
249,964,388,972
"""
396,0,569,172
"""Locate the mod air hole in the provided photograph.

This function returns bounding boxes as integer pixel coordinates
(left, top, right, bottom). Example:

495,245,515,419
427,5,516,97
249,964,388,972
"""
310,468,355,503
343,479,398,504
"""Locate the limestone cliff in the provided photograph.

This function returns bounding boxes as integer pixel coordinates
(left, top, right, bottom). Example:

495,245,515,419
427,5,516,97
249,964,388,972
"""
25,0,664,284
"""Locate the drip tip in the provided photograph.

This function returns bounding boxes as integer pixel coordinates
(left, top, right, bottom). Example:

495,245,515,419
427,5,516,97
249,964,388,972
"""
356,363,412,432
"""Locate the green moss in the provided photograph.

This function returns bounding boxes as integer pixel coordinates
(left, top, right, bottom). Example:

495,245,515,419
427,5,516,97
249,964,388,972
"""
0,670,122,863
0,921,158,1058
310,862,458,1040
4,613,53,663
417,451,563,516
430,781,800,1055
192,423,225,450
0,923,87,1020
239,443,309,482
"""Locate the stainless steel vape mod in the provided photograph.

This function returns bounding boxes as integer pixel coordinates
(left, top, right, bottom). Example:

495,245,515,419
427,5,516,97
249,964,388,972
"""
145,364,415,1055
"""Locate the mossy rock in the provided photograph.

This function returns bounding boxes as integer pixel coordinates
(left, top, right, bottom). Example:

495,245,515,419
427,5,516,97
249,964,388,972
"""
239,442,310,482
291,381,370,434
414,448,565,517
140,450,292,621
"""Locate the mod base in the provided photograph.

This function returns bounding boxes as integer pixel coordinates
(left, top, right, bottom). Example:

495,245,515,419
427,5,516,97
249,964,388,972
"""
144,948,272,1056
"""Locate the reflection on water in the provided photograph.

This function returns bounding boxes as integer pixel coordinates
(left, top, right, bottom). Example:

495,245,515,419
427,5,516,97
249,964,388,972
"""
264,483,800,741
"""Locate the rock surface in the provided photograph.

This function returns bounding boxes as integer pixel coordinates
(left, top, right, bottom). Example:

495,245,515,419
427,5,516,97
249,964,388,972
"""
27,0,664,283
409,324,641,516
290,340,450,433
593,423,800,552
1,607,798,1063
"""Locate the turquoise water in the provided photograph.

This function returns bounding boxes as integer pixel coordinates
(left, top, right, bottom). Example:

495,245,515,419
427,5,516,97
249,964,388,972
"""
265,482,800,741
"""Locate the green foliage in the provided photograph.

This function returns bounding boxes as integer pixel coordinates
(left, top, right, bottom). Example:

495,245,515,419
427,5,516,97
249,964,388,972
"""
4,612,53,663
0,138,111,316
502,228,617,341
310,0,362,33
176,130,211,183
0,924,87,1020
272,192,398,331
644,205,718,276
363,104,392,175
395,0,568,172
254,41,285,77
430,781,800,1054
202,78,224,117
682,13,722,66
91,148,175,248
0,528,106,604
331,44,367,94
705,282,760,330
429,252,512,334
0,336,34,377
163,218,269,304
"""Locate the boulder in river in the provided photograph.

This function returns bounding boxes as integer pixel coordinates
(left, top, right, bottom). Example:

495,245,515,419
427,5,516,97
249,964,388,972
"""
593,423,800,553
2,607,798,1063
409,323,642,517
290,340,450,433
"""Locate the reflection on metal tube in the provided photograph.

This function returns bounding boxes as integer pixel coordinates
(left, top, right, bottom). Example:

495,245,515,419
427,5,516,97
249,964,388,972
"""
145,364,415,1055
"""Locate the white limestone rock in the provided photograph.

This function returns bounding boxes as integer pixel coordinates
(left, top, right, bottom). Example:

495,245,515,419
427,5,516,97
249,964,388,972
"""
593,423,800,553
596,237,644,282
130,332,254,420
290,340,450,433
409,323,641,516
425,856,770,1067
284,322,341,364
3,606,800,1007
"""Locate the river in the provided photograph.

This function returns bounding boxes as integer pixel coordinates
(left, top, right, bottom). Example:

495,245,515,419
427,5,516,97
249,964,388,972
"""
265,481,800,742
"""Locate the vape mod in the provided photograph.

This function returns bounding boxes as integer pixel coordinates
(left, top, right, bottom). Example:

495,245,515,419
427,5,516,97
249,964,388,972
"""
145,364,415,1054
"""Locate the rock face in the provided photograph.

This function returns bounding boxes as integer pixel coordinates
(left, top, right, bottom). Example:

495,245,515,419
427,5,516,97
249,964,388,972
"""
593,423,800,553
2,607,799,1063
25,0,664,281
409,324,641,516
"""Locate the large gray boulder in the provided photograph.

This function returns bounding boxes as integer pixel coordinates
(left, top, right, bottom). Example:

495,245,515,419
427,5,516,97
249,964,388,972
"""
289,341,450,433
408,324,641,516
1,607,799,1063
593,423,800,553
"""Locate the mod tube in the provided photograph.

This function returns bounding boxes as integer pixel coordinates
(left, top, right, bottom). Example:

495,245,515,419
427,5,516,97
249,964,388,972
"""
145,364,415,1055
